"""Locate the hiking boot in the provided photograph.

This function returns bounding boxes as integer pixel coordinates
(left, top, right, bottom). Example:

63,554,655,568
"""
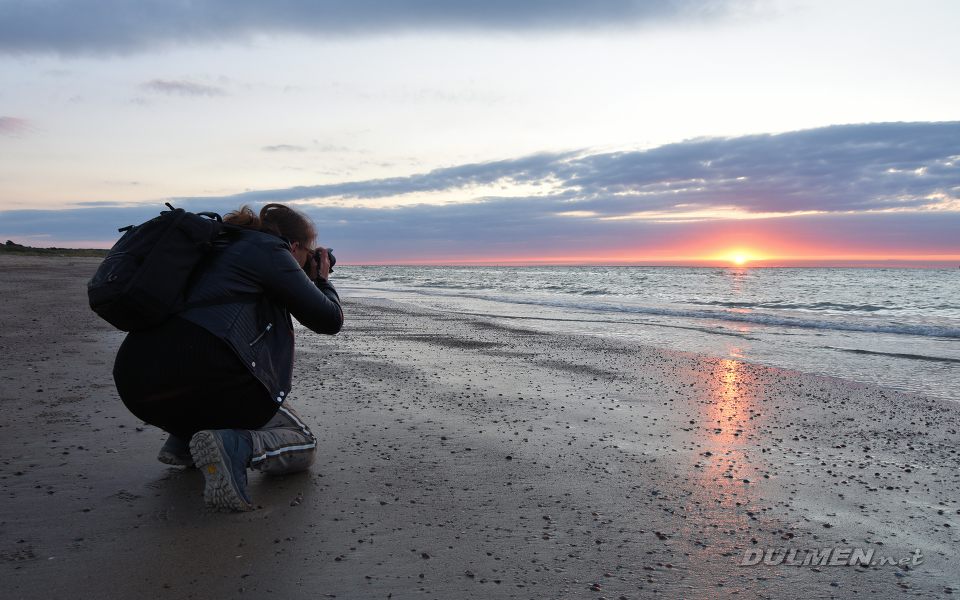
190,429,254,511
157,435,195,467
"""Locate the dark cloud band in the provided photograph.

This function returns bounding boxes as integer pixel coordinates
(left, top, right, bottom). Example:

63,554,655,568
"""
1,121,957,262
177,121,960,215
2,203,957,265
0,0,739,55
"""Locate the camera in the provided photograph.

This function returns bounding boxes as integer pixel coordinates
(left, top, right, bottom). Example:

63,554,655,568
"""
306,248,336,273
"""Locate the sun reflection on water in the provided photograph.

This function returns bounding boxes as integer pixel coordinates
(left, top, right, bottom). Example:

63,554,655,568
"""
726,266,750,296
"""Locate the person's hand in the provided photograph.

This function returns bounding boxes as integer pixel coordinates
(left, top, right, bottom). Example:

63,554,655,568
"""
302,251,319,280
315,247,331,280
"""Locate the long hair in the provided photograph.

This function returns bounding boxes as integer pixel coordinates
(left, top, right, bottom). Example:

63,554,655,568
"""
224,203,317,247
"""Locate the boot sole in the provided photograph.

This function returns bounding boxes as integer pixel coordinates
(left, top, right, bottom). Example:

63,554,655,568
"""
190,431,253,512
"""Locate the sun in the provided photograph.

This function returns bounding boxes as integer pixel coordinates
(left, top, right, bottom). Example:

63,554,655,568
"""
712,249,765,265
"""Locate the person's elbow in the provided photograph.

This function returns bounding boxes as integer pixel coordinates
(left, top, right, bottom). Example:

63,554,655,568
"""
318,307,343,335
326,310,344,335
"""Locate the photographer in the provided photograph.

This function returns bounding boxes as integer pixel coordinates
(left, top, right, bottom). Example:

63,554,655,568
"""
112,203,343,511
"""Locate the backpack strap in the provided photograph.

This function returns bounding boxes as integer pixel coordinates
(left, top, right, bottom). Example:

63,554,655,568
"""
175,222,261,312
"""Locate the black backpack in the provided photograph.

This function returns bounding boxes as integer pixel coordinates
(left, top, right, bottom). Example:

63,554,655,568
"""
88,204,231,331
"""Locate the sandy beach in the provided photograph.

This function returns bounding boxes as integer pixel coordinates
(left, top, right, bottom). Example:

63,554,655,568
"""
1,255,958,599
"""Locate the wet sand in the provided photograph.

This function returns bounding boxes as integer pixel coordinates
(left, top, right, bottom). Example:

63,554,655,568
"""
1,255,958,599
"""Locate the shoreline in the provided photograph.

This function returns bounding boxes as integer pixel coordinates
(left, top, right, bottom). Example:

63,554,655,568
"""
335,264,960,405
1,256,957,599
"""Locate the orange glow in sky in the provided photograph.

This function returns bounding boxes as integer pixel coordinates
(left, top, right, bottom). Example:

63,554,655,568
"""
334,214,958,267
357,244,958,267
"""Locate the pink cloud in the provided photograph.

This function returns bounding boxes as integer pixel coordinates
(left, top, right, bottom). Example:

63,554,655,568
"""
0,117,31,135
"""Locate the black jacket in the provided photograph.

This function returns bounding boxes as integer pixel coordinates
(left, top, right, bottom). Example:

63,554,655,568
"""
177,227,343,404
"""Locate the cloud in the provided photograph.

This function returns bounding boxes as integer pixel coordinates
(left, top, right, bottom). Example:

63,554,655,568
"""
263,144,307,152
203,151,574,206
174,121,960,217
0,0,748,55
142,79,226,97
551,121,960,216
2,121,957,263
3,202,957,264
0,116,31,135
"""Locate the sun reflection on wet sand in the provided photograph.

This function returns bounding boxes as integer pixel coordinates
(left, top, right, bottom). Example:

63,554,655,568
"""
691,357,761,492
672,356,771,582
706,358,752,447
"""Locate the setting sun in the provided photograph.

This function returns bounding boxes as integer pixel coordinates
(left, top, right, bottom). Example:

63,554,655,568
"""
709,248,766,266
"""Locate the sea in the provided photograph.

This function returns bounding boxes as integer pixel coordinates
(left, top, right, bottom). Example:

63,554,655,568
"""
333,266,960,403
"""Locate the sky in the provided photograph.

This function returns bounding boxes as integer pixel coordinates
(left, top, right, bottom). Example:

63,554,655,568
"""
0,0,958,266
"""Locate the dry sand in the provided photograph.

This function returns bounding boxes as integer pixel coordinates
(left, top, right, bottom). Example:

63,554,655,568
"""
1,255,958,599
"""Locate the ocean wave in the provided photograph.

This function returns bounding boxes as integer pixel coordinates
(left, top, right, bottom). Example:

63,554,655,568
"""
398,287,960,339
341,266,960,339
588,303,960,338
826,347,960,363
691,300,894,313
